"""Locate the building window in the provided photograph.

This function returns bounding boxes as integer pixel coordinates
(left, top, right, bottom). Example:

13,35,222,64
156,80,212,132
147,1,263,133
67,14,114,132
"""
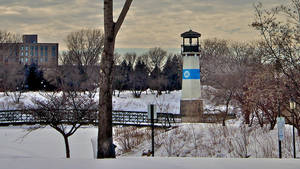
52,46,56,57
45,46,48,57
31,46,34,56
21,52,24,56
45,57,48,62
41,46,44,56
25,58,28,63
25,46,28,51
20,58,24,63
9,49,13,56
25,51,28,56
35,46,38,56
40,57,43,63
21,46,24,50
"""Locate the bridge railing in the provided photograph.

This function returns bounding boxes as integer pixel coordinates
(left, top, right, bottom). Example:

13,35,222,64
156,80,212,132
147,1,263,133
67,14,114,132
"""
0,109,182,127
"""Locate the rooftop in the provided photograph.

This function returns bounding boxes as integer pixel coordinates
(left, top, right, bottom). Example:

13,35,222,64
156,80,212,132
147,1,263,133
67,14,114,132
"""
181,30,201,38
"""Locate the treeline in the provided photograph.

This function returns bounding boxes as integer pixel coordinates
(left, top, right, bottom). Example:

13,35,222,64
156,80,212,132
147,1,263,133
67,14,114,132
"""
113,49,182,97
0,63,55,92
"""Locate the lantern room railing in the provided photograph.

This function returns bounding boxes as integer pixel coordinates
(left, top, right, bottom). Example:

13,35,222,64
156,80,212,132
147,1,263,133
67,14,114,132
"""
181,45,200,53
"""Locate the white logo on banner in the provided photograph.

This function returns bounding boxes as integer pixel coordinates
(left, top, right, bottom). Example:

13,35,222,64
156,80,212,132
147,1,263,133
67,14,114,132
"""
184,70,190,78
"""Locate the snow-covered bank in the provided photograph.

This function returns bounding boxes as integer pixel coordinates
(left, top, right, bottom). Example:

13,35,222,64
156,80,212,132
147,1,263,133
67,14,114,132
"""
0,126,98,159
0,157,299,169
1,124,299,159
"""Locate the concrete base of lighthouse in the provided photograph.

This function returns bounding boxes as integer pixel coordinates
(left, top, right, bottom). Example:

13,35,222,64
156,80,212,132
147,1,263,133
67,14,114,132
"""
180,99,204,123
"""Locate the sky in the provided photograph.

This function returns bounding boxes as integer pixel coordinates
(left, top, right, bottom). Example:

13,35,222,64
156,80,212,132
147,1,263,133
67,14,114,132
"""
0,0,283,52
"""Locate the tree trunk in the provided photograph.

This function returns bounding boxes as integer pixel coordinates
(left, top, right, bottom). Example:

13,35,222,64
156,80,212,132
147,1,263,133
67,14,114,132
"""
98,0,132,159
63,135,70,158
98,44,115,158
98,0,115,159
269,122,276,130
244,109,250,124
98,24,115,159
222,119,226,126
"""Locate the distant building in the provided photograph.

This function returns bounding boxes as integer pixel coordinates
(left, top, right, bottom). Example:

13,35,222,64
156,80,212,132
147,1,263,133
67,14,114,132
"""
0,34,58,68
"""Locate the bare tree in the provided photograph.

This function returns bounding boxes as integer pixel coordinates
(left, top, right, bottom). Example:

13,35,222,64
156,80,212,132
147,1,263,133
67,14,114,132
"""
252,0,300,133
203,39,262,126
28,90,97,158
0,30,21,66
0,30,21,43
0,31,23,97
113,52,122,65
123,52,137,65
56,29,102,91
0,64,25,99
200,38,230,82
98,0,133,158
147,47,167,70
62,28,104,66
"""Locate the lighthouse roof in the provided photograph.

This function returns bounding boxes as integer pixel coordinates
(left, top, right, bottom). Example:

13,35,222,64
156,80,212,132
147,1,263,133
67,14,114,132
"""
181,30,201,38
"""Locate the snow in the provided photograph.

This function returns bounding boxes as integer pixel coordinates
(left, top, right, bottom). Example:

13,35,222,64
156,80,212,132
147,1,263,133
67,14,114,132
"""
0,90,181,114
112,90,181,114
1,90,300,168
0,87,223,114
0,125,299,169
0,157,299,169
0,126,97,159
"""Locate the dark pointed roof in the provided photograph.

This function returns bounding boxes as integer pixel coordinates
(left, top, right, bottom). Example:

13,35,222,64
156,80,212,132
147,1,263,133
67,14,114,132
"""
181,30,201,38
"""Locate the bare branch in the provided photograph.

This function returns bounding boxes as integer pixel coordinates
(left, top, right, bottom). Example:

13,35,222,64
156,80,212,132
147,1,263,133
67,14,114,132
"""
114,0,133,35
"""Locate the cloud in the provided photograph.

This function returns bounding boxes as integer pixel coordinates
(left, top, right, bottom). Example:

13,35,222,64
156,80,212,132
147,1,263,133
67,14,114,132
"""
0,0,283,50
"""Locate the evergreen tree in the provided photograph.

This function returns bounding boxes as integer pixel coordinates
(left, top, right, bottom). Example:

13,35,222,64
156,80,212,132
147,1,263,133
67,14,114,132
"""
172,55,182,90
162,56,175,92
126,61,133,90
25,63,44,91
113,60,130,96
129,60,148,97
149,65,166,95
24,63,55,91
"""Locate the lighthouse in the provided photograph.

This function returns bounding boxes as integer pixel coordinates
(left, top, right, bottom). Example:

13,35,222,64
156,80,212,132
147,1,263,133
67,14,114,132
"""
180,30,203,122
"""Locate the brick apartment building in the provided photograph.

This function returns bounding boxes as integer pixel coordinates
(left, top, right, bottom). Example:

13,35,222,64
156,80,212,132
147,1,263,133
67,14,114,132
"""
0,34,58,68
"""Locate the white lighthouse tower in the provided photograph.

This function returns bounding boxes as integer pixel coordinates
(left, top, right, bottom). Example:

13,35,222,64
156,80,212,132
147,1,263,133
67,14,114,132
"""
180,30,203,122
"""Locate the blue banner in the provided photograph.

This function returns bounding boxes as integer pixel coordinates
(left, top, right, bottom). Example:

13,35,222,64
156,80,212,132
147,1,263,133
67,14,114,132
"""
182,69,200,79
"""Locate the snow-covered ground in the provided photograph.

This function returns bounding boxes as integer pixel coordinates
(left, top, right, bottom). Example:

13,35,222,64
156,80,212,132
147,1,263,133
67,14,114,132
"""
0,126,97,159
0,87,218,114
0,157,299,169
1,90,300,168
0,90,182,114
0,126,299,169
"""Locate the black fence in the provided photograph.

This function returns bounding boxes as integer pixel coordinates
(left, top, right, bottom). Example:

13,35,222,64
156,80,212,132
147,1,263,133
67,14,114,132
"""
0,109,182,127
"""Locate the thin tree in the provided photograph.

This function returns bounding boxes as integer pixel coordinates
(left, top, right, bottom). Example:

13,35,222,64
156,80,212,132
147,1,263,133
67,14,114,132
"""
98,0,133,158
28,90,97,158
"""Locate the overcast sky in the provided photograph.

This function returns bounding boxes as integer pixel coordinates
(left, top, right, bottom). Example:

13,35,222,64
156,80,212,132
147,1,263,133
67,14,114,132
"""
0,0,283,51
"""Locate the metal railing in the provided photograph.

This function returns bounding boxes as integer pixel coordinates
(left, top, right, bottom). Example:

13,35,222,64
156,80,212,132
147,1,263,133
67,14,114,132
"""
0,109,182,127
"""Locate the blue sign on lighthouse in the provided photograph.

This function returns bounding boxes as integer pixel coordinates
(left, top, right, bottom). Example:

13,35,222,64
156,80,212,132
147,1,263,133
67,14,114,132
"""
182,69,200,79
